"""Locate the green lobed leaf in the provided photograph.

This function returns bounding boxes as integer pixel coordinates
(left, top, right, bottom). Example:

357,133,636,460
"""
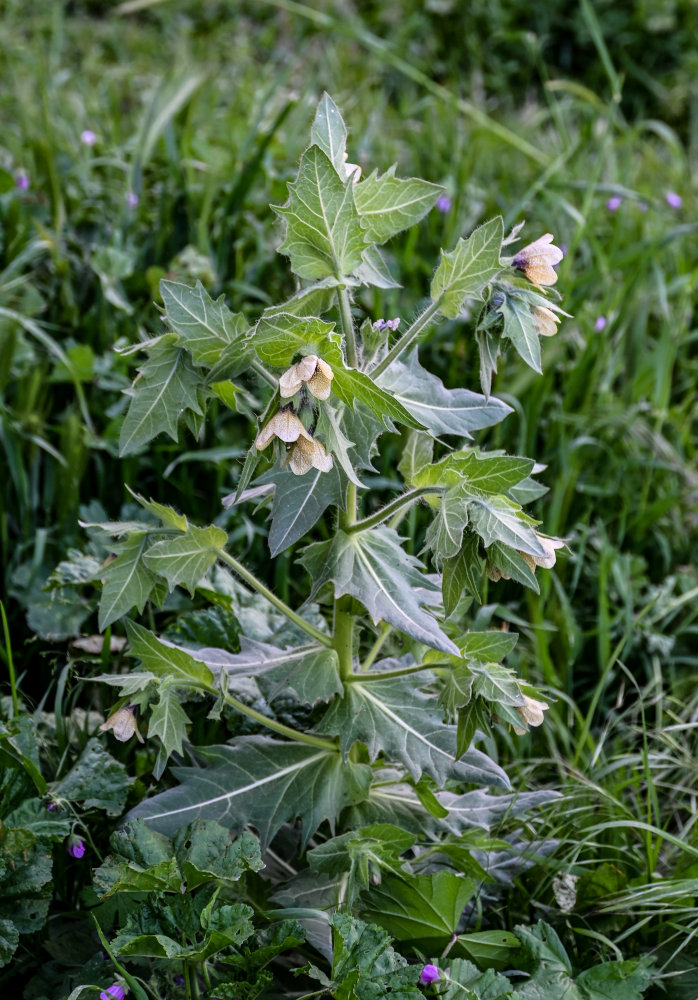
438,958,518,1000
456,630,519,661
174,823,263,890
377,351,511,438
487,541,540,591
262,463,346,557
442,534,484,613
308,823,416,878
125,620,214,687
468,494,546,557
353,243,401,288
330,913,423,1000
160,279,250,366
332,364,425,430
143,523,227,594
127,736,372,849
453,931,522,966
274,145,366,280
4,798,71,841
437,788,561,835
423,484,471,561
362,871,477,944
316,672,510,788
398,430,434,485
252,313,338,368
497,290,542,373
49,738,131,816
149,688,192,777
300,527,459,655
0,918,19,970
316,403,366,488
431,217,504,318
354,165,443,243
99,533,160,631
119,336,206,455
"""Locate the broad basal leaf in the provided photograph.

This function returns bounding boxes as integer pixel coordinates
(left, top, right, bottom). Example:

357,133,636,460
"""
193,636,342,705
431,217,504,318
128,736,371,849
310,92,347,174
149,687,192,777
377,351,511,437
439,959,518,1000
99,534,160,631
119,335,205,455
438,788,561,835
49,738,131,816
161,279,249,366
125,621,214,687
316,673,510,788
330,913,423,1000
274,145,366,280
354,165,442,243
300,527,459,655
143,523,227,594
362,871,477,944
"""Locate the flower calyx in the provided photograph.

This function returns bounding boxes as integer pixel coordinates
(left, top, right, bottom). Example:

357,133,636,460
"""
279,355,334,401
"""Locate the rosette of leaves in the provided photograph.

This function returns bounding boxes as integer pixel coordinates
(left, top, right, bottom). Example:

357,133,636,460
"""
89,96,568,909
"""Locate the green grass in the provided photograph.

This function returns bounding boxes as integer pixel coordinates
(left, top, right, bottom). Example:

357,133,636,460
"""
1,0,697,993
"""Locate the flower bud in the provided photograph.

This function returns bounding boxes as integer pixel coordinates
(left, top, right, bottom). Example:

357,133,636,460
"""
68,837,86,859
420,964,440,983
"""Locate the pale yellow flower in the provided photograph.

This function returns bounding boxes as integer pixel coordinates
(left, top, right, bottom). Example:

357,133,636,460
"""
513,234,563,287
279,356,334,401
521,536,566,572
99,705,144,743
513,695,549,735
532,305,562,337
255,409,312,450
287,435,334,476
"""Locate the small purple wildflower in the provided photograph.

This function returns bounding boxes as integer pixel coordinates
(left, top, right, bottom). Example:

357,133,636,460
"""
606,196,622,212
436,193,451,213
665,191,682,209
373,318,400,333
125,191,139,208
81,129,97,146
47,802,57,812
68,839,85,859
594,316,607,332
173,977,185,986
99,986,125,1000
15,173,30,191
420,964,440,984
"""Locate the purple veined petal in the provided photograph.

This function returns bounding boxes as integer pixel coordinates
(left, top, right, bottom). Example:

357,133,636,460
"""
665,191,682,208
594,316,607,332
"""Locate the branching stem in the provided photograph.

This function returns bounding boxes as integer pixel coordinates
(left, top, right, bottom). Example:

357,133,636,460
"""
338,286,358,368
221,690,338,750
346,487,442,534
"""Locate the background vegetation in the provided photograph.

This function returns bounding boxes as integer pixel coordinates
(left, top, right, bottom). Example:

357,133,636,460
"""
1,0,696,996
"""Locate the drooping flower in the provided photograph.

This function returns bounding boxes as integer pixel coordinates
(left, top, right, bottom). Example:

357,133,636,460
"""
68,838,86,859
420,964,440,984
81,129,97,146
606,195,622,211
594,316,607,332
436,193,452,213
99,985,126,1000
532,306,562,337
279,356,334,401
99,704,144,744
513,695,549,734
665,191,682,209
520,535,565,572
512,234,563,287
287,435,334,476
255,409,312,451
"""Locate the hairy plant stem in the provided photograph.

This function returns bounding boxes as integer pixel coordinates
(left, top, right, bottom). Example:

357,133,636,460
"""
371,298,443,378
334,480,358,680
346,661,446,683
250,357,278,389
215,547,332,648
338,285,358,368
221,689,337,751
346,486,442,534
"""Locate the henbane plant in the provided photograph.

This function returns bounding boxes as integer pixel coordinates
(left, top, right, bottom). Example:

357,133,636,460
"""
91,93,567,863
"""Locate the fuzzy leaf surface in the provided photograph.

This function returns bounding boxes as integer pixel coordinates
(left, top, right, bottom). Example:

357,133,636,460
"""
377,352,511,438
99,534,159,631
498,291,542,373
316,673,509,788
262,463,345,556
128,737,371,848
354,166,442,243
49,738,130,816
119,337,205,455
126,621,214,687
300,528,458,655
161,279,249,366
143,524,227,594
468,495,545,557
274,146,366,280
310,93,347,174
431,217,504,318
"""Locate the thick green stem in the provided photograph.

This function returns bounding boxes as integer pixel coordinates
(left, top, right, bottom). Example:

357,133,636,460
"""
360,622,392,672
346,662,443,683
347,487,442,534
334,481,358,679
371,299,443,378
338,286,358,368
216,548,332,648
251,357,278,389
